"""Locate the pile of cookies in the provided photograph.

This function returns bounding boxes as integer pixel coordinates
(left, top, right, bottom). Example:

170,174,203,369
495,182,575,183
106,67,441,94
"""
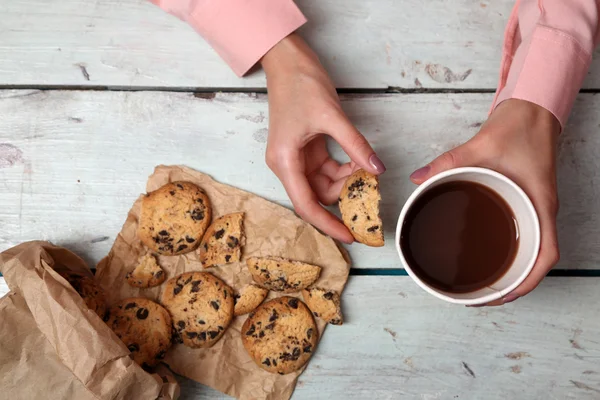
58,168,382,376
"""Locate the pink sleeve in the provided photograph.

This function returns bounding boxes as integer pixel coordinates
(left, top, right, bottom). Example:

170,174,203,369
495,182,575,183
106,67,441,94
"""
491,0,600,128
150,0,307,77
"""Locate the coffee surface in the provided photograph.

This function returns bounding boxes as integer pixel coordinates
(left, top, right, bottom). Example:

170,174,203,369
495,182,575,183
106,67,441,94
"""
400,181,518,293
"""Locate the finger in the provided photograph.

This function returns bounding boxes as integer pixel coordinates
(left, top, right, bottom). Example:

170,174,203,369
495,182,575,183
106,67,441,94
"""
309,159,358,205
279,161,355,244
326,114,386,175
410,143,476,184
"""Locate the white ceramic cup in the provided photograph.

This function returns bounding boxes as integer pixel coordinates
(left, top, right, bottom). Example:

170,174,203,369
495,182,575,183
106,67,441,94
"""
395,167,540,305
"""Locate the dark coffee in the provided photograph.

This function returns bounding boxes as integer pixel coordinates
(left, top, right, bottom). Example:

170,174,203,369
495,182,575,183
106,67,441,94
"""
400,181,518,293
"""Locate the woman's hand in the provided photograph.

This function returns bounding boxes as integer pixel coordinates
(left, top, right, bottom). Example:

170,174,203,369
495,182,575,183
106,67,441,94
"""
261,34,385,244
410,99,561,305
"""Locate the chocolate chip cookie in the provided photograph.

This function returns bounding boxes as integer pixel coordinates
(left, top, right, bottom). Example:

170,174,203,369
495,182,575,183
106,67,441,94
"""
59,271,107,319
161,271,234,348
246,257,321,293
138,181,212,255
126,253,166,288
234,284,269,316
242,296,318,374
199,212,245,268
339,169,384,247
302,287,343,325
105,297,172,368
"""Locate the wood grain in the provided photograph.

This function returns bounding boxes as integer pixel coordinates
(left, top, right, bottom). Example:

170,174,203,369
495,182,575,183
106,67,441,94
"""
0,91,598,270
5,0,599,90
2,275,600,399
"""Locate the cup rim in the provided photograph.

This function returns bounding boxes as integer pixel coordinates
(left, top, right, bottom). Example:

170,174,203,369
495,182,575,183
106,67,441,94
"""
395,167,541,305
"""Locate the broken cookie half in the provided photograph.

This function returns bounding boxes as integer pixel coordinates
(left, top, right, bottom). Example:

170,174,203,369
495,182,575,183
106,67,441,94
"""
302,287,343,325
126,253,166,288
246,256,321,293
200,212,245,268
339,169,384,247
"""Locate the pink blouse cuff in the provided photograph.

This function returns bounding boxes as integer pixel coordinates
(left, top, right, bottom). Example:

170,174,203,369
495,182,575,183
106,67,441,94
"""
186,0,307,77
493,26,592,128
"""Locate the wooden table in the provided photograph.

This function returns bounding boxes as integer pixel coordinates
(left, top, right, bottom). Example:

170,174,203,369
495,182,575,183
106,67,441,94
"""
2,1,600,398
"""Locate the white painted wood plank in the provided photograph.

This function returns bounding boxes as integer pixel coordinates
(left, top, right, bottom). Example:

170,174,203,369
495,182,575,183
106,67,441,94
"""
2,275,600,399
0,91,599,270
0,0,530,89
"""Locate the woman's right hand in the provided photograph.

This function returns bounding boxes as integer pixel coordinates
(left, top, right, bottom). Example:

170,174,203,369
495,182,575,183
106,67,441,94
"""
261,34,386,244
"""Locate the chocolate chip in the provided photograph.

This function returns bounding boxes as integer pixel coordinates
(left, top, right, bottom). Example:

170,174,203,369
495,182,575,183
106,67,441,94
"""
186,332,198,339
204,243,208,250
367,225,379,232
190,208,205,221
218,326,224,331
159,230,169,236
278,372,284,375
173,286,182,295
288,298,299,309
185,276,193,284
214,229,225,239
352,214,357,222
324,292,334,300
225,255,231,262
234,294,240,305
199,332,207,341
172,331,183,344
306,328,313,339
177,321,186,330
208,330,219,339
169,190,176,195
176,244,188,252
155,350,166,360
303,345,312,353
262,358,271,367
330,318,342,325
127,343,139,352
183,308,188,312
142,362,152,371
190,280,201,293
273,359,278,366
259,331,265,338
269,309,279,322
185,236,195,243
293,347,301,358
125,302,137,310
367,215,371,220
265,323,275,330
313,311,319,317
136,308,149,320
226,236,239,248
198,320,205,325
210,301,220,311
245,325,256,336
154,270,163,279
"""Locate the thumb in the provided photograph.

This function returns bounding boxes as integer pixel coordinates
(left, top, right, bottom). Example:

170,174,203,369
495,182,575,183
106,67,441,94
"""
328,115,386,175
410,145,472,184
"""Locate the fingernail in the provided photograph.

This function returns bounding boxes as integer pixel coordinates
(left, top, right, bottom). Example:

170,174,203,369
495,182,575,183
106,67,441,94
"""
503,293,520,304
369,154,386,174
410,165,430,181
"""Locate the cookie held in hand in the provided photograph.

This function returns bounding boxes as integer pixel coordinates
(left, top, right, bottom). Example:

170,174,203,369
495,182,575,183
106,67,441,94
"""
126,253,166,288
105,297,172,368
234,284,269,316
301,287,343,325
246,256,321,293
59,271,107,319
199,212,245,268
138,181,212,256
339,169,384,247
161,272,234,348
242,296,318,375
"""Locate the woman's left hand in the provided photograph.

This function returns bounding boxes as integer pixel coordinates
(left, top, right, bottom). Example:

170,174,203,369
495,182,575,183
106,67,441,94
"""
409,99,561,306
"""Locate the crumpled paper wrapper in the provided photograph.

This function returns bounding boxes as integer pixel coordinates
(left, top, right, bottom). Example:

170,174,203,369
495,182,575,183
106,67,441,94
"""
95,165,351,400
0,241,179,400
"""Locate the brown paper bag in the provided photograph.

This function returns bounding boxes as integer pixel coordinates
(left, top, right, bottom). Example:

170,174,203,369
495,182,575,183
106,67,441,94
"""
0,241,179,400
95,165,351,400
